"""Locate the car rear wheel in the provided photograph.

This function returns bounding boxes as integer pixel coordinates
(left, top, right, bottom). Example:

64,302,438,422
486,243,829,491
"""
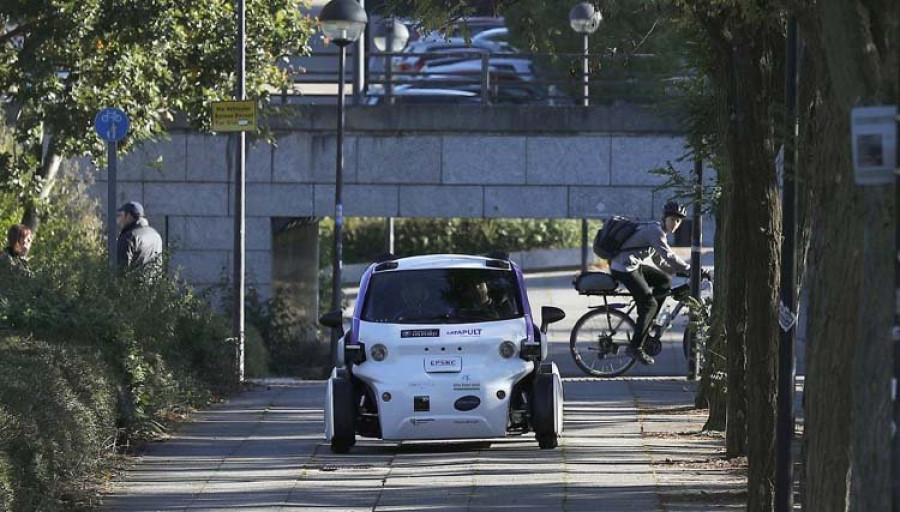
330,377,357,454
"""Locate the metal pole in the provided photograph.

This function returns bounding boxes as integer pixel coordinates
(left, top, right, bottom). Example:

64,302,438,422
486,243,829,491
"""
688,158,703,379
775,16,798,512
893,27,900,511
331,44,347,353
480,53,490,104
385,216,394,254
580,33,589,273
233,0,247,384
107,138,117,268
385,22,393,105
583,33,589,107
351,0,364,105
581,220,589,272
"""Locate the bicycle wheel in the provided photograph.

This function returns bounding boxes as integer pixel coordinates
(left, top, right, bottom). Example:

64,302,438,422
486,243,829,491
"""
569,307,637,378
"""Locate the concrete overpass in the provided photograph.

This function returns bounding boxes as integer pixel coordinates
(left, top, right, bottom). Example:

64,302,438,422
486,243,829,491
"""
86,104,710,316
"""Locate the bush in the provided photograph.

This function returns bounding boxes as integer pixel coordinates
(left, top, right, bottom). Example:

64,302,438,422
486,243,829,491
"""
322,217,585,265
245,290,329,378
0,337,117,510
0,163,237,510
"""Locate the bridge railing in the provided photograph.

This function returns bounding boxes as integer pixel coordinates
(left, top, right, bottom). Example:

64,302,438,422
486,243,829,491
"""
285,50,685,106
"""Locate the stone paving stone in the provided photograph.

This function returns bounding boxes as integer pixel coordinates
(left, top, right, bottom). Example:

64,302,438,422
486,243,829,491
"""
104,276,737,512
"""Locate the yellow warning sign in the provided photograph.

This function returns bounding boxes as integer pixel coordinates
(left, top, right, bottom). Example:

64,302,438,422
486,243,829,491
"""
211,100,258,132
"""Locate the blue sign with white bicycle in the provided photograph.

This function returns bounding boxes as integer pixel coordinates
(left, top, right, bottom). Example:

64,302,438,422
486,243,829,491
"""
93,107,130,143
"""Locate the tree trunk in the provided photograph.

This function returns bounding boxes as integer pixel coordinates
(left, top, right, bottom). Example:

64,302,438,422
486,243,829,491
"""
723,28,785,510
722,148,749,458
800,1,896,508
21,135,62,231
698,200,728,431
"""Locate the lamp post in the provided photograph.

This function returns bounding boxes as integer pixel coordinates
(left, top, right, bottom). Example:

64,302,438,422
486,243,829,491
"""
319,0,367,350
373,18,409,105
569,3,602,273
373,18,408,254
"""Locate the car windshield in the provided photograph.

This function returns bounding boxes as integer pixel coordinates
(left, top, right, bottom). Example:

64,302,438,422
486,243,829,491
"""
361,268,524,324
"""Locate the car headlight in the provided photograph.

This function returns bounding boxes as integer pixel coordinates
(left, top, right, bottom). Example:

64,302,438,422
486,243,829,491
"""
371,343,388,362
499,340,517,359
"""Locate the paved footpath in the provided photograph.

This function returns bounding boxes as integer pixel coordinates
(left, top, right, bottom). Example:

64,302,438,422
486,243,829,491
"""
102,378,744,512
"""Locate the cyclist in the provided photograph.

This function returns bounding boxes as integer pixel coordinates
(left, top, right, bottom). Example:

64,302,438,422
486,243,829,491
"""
609,201,690,365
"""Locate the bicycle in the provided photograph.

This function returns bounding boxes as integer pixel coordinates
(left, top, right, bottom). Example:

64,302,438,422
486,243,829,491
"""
569,271,712,378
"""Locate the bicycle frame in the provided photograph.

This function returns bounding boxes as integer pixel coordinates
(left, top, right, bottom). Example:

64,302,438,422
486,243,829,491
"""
590,290,687,342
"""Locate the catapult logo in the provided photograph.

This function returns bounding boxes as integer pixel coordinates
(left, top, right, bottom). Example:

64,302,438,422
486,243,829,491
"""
445,328,482,337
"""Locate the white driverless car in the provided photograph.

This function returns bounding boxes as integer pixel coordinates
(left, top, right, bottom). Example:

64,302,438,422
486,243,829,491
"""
320,254,566,453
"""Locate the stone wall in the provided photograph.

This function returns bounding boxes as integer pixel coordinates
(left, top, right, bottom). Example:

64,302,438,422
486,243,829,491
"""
88,104,713,300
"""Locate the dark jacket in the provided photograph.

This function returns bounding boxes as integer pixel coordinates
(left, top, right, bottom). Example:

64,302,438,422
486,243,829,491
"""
0,247,31,277
117,217,163,271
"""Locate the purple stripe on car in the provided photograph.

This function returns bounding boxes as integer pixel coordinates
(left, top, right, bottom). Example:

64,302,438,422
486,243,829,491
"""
349,263,375,345
512,261,535,343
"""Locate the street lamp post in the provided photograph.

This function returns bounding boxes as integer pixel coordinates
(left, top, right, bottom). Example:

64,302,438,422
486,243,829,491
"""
373,18,409,105
569,3,602,273
373,18,408,254
319,0,367,353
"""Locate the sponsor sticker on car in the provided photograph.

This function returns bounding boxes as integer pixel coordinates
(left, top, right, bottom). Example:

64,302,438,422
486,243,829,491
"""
402,329,440,338
424,356,462,373
445,328,483,337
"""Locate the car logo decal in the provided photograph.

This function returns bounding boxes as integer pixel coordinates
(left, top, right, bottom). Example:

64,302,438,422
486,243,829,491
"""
445,328,482,337
402,329,440,338
454,396,481,411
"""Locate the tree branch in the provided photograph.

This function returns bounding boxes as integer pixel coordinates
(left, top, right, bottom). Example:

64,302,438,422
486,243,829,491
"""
0,17,51,46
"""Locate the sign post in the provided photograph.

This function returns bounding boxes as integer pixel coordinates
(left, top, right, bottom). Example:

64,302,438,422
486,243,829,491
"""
212,96,257,385
93,107,130,269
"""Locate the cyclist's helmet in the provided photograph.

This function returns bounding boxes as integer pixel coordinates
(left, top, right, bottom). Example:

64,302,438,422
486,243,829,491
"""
663,200,687,219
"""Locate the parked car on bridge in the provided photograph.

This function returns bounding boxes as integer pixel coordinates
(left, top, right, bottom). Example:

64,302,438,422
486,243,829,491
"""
365,87,481,105
320,254,566,453
420,56,537,82
470,27,516,53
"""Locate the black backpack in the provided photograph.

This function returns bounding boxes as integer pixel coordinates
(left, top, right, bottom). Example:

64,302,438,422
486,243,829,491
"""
593,216,641,260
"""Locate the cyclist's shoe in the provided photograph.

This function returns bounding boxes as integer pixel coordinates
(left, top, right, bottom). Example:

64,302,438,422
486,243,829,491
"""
626,346,655,366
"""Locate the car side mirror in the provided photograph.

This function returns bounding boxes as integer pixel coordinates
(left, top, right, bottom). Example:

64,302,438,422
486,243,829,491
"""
540,306,566,334
319,309,345,335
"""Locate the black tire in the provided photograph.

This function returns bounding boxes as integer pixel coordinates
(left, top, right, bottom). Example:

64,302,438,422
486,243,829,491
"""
330,377,357,454
531,373,559,450
569,307,637,378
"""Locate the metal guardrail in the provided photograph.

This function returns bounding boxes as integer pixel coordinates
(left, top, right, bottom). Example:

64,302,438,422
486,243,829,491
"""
287,50,680,106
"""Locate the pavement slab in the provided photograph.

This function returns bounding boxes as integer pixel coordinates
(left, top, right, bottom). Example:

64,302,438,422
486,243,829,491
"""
102,377,745,512
104,268,748,511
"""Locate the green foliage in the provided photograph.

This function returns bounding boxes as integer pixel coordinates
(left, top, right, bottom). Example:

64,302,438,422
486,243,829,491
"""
324,217,584,265
0,164,236,509
0,0,315,222
0,337,117,511
649,160,721,213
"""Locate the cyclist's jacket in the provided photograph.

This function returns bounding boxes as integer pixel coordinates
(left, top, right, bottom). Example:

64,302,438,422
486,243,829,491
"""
609,221,690,274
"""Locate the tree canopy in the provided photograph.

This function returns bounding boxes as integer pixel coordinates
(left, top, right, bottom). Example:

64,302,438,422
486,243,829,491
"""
0,0,315,224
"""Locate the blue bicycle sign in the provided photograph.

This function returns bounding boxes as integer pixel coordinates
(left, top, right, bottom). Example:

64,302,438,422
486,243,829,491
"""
93,107,130,143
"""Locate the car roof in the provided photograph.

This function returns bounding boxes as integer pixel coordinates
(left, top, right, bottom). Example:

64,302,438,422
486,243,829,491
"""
472,27,508,42
380,254,514,272
388,87,478,96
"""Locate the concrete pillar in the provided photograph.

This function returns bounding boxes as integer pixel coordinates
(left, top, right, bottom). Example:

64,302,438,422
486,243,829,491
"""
272,218,320,331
